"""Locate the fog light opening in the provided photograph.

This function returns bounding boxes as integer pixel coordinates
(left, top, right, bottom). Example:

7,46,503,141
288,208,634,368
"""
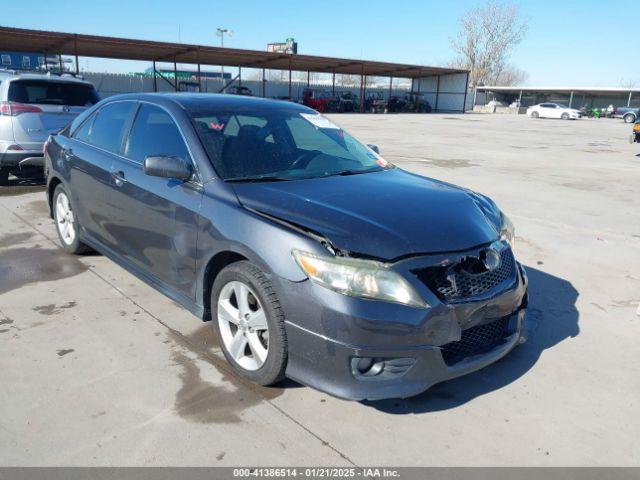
354,357,384,377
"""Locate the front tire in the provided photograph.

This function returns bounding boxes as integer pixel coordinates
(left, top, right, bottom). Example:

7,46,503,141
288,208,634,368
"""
53,184,92,254
624,113,636,124
531,111,539,118
561,113,569,120
211,261,287,386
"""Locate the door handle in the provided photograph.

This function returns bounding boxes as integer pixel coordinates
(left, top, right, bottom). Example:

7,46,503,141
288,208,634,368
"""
112,170,126,187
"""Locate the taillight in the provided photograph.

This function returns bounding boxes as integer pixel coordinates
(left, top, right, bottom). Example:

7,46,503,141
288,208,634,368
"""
0,102,43,116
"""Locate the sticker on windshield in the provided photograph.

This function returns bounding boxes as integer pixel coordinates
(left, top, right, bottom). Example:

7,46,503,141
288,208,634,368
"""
367,147,389,167
300,113,341,130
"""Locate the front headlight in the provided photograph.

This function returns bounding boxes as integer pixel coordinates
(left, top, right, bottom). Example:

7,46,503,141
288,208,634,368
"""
499,212,516,250
292,249,428,308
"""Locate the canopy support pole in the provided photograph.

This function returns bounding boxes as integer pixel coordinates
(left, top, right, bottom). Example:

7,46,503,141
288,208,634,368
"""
152,60,157,92
173,60,178,91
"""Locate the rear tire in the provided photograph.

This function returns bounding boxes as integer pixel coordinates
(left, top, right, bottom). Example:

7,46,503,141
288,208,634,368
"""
211,261,287,386
0,167,9,186
53,184,92,255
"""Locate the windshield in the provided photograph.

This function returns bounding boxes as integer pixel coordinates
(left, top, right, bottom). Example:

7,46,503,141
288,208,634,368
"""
188,108,392,181
8,80,100,106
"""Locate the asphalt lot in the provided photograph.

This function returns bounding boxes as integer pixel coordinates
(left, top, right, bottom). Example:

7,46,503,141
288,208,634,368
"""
1,113,639,466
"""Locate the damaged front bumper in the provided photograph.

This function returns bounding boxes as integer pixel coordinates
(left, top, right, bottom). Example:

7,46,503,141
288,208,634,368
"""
275,245,528,401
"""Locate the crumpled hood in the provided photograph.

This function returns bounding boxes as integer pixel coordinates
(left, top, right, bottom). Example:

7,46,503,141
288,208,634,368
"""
232,168,501,260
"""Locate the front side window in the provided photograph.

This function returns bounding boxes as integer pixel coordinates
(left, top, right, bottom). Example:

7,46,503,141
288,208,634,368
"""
75,102,136,154
125,104,189,163
22,56,30,67
189,107,391,181
7,80,100,106
1,55,10,66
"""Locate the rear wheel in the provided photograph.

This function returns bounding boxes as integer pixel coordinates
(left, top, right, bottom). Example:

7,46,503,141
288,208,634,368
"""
53,184,92,254
211,261,287,386
0,167,9,186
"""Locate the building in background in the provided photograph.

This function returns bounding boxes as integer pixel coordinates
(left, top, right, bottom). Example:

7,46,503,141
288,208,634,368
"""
0,51,70,71
142,68,231,80
267,38,298,54
474,86,640,110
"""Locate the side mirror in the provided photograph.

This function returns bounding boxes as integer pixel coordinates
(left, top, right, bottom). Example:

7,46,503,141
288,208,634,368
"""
143,155,192,181
367,144,380,154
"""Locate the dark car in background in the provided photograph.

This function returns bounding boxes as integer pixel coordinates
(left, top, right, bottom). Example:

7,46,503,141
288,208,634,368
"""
614,106,639,123
44,93,527,400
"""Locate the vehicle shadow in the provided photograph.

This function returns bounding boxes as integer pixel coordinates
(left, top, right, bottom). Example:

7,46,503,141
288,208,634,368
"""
363,266,579,413
0,171,45,189
0,175,46,196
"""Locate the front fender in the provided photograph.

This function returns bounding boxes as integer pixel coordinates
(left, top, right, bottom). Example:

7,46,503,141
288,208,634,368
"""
196,181,327,284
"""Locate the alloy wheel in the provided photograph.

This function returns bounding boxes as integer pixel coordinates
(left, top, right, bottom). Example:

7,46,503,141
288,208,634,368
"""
55,192,76,245
217,280,269,371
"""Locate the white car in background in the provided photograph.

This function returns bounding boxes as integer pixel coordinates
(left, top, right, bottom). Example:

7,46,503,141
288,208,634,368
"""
527,103,582,120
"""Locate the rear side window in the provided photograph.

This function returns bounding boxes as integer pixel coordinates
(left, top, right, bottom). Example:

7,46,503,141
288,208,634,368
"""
75,102,136,154
8,80,100,106
73,114,94,143
125,104,189,163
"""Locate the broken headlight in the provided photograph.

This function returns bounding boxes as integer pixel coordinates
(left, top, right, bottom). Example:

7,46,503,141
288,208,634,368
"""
292,249,428,308
499,212,515,250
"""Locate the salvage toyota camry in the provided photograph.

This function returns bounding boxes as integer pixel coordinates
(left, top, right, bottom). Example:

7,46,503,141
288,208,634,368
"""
44,94,528,400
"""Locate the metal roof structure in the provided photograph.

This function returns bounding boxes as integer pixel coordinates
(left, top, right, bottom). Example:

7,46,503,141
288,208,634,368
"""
0,26,465,79
476,85,640,94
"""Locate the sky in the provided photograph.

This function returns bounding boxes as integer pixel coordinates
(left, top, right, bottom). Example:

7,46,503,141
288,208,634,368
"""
1,0,636,87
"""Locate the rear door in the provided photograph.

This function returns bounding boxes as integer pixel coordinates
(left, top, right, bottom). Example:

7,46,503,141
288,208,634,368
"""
107,102,202,300
8,79,99,150
65,101,137,244
539,104,553,118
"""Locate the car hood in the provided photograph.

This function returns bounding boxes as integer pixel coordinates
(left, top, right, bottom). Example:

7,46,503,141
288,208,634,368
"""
232,168,501,260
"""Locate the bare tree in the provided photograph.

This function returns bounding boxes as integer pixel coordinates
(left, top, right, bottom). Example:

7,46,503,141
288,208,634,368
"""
619,78,639,88
495,66,529,86
450,1,528,86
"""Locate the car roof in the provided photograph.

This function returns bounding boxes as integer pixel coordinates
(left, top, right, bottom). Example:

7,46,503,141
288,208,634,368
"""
104,92,315,113
0,70,92,85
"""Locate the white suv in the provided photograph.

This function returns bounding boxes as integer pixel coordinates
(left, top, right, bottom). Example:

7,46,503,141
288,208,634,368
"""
0,70,99,184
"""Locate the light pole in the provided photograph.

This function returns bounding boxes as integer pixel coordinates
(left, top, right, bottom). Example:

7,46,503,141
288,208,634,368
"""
216,27,230,88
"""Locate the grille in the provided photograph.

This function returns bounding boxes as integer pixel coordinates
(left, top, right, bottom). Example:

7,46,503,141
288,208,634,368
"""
415,247,516,303
440,316,510,366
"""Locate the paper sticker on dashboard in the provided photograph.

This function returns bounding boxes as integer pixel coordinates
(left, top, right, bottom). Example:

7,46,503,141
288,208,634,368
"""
300,113,341,130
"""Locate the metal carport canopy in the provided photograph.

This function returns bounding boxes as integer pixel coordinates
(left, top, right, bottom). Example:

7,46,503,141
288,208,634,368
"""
0,26,466,78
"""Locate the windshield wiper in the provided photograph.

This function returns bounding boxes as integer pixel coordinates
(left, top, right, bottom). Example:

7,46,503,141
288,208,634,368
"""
322,167,384,178
225,175,290,183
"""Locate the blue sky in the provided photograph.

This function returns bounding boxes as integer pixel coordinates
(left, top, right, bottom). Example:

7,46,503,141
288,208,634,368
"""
1,0,636,86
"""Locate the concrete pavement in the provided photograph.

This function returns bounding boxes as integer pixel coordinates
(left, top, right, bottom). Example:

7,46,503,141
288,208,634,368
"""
1,114,639,466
